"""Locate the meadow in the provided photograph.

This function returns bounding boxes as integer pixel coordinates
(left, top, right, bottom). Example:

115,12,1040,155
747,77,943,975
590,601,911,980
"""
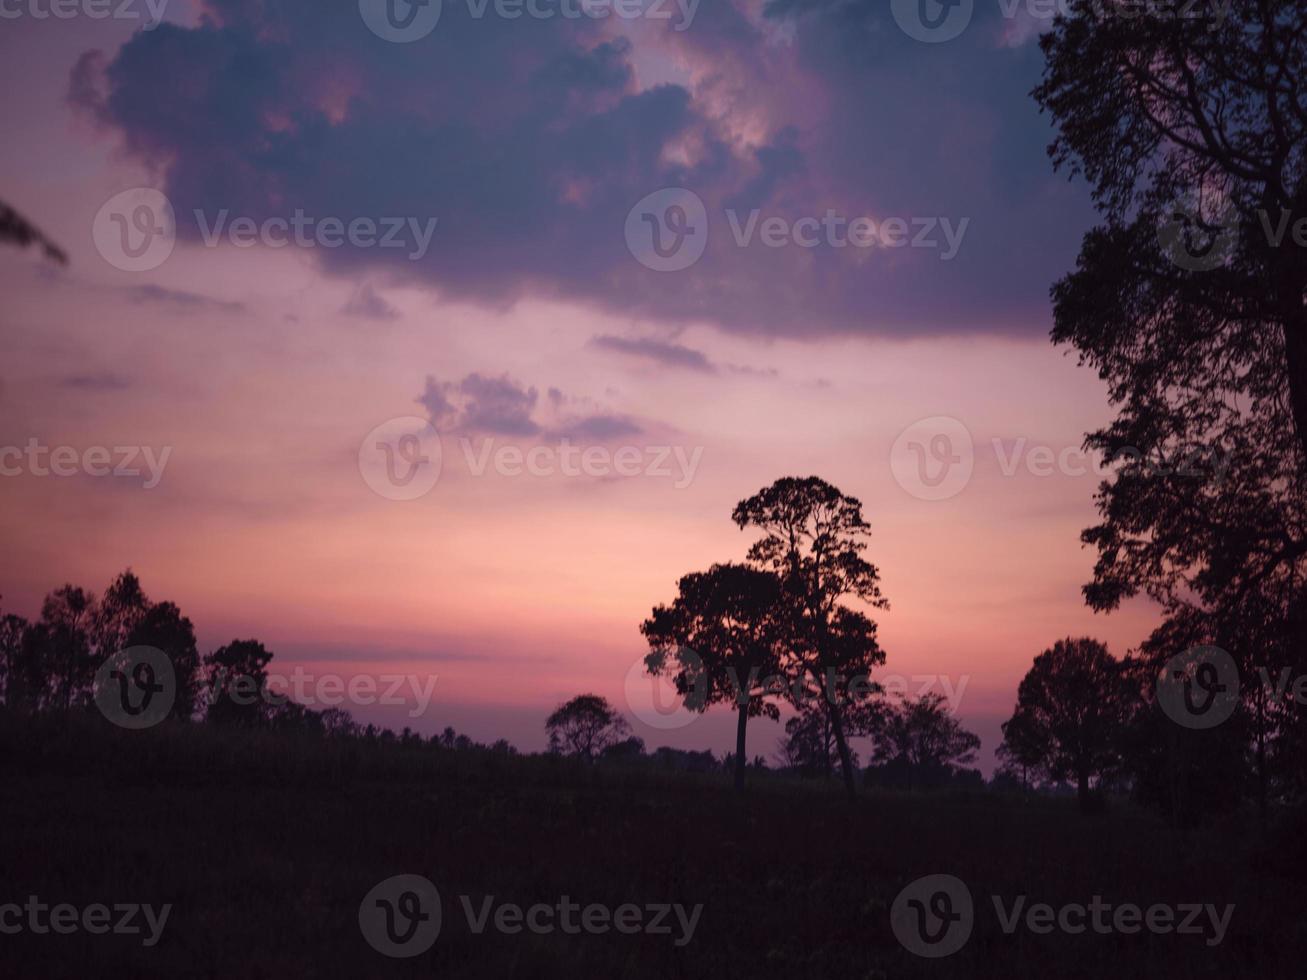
2,710,1302,979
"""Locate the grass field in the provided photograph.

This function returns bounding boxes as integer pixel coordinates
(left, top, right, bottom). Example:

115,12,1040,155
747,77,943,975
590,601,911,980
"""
2,711,1303,978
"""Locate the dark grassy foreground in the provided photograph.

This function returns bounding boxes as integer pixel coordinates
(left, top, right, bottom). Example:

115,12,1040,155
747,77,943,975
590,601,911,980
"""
1,713,1303,979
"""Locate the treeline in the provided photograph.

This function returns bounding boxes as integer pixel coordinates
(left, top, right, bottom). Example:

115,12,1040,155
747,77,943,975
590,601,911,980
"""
998,637,1307,825
0,570,383,738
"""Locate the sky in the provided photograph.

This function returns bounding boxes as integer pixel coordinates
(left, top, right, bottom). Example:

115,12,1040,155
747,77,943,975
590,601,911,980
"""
0,0,1163,770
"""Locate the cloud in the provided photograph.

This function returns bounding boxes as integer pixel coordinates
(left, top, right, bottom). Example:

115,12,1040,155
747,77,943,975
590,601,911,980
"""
71,0,1095,338
341,283,398,321
123,284,245,314
418,373,645,441
590,334,716,373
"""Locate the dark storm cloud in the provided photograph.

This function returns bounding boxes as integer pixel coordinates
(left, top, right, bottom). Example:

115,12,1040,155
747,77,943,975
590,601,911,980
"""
71,0,1095,338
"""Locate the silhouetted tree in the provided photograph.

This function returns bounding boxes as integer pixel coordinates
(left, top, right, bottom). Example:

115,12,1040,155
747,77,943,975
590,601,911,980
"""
778,704,846,778
1003,638,1132,812
37,585,95,710
545,694,630,761
733,476,888,800
0,601,27,709
642,563,787,792
203,640,274,727
995,708,1046,791
127,600,200,720
869,693,980,792
1037,4,1307,797
600,735,646,762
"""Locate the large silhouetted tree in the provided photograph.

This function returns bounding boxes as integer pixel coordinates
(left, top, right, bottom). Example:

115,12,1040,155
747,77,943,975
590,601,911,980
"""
1002,638,1132,812
733,477,888,800
642,563,787,792
1036,3,1307,795
545,694,630,761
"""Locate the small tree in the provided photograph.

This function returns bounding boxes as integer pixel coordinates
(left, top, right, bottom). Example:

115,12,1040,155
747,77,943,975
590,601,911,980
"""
203,640,274,726
778,704,847,777
545,694,630,761
641,563,787,792
1002,638,1132,812
870,693,979,791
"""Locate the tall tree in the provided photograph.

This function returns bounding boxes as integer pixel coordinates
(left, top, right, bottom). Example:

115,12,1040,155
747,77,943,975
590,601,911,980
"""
545,694,630,761
1036,4,1307,786
37,585,96,710
641,563,787,792
1002,638,1133,812
733,476,888,800
0,600,27,709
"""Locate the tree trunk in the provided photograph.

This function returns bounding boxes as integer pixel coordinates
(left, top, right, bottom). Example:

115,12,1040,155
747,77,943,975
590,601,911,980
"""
733,705,748,793
827,698,857,802
1077,770,1090,812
